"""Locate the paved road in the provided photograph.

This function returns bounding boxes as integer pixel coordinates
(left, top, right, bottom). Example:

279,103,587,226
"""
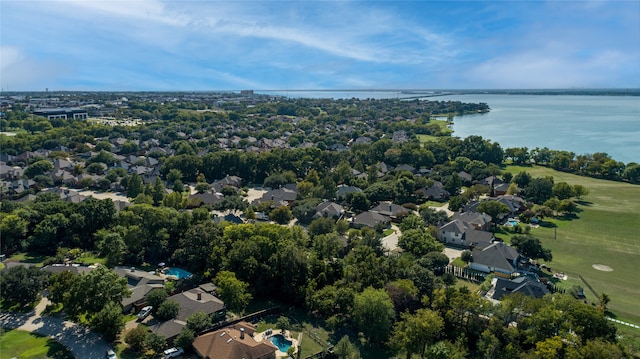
0,298,113,359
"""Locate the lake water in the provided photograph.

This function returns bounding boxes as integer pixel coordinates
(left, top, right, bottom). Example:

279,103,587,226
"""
432,94,639,164
260,91,639,164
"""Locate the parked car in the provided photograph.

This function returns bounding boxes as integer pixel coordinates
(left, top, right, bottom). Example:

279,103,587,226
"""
163,347,184,358
137,305,152,321
106,349,117,359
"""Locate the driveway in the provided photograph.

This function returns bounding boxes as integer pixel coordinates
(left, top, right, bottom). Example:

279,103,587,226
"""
0,298,113,359
381,225,400,253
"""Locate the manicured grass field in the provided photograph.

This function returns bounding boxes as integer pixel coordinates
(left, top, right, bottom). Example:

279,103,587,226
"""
0,329,73,359
506,166,640,325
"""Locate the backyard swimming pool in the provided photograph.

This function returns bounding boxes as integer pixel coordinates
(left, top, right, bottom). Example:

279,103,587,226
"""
269,334,292,352
164,267,193,279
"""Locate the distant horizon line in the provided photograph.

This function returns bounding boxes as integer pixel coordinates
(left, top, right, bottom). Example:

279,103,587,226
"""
2,88,639,94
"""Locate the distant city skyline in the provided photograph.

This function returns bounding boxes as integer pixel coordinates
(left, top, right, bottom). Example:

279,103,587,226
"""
1,1,639,91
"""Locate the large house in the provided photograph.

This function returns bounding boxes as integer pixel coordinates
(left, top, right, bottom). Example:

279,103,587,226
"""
149,289,226,341
452,212,492,231
370,202,410,220
314,201,344,219
439,219,495,250
113,266,165,312
193,322,278,359
469,242,520,277
485,276,549,301
350,211,391,229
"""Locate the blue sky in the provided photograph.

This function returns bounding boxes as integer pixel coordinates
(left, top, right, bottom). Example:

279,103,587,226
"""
1,0,639,91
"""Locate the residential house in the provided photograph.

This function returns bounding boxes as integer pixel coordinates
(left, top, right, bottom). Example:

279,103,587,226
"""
314,201,344,219
350,211,391,229
335,185,363,200
212,175,243,192
370,202,410,220
252,187,298,206
193,322,277,359
458,171,472,184
415,183,450,202
149,289,226,341
480,176,504,187
439,219,495,250
113,266,165,312
485,276,549,301
189,192,224,207
42,263,95,276
493,183,512,196
452,212,492,231
395,164,416,174
469,242,520,277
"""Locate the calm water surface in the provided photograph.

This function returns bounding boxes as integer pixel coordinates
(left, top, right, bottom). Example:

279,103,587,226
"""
434,95,639,164
260,91,639,164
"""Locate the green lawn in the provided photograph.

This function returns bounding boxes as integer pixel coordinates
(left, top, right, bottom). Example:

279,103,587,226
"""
0,329,73,359
506,165,640,325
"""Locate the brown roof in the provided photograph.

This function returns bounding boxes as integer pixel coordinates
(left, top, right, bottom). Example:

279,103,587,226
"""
193,323,277,359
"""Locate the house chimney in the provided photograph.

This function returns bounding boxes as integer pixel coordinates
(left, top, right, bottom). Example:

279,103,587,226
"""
197,291,202,300
240,328,245,339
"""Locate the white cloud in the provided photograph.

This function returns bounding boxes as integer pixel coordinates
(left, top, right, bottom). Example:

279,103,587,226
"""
0,47,69,90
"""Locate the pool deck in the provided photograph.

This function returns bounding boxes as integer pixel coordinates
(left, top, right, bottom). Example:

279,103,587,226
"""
254,329,299,358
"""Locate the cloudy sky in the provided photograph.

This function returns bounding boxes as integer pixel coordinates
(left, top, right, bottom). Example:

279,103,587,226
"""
1,0,639,91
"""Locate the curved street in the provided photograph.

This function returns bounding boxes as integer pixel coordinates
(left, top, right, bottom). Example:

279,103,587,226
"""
0,298,112,359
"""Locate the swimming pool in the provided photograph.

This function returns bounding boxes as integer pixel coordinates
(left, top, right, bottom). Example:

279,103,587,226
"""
508,220,519,227
269,334,292,352
164,267,193,279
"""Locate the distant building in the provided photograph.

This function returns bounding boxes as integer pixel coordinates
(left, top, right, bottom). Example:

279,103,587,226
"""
33,108,88,120
240,90,254,96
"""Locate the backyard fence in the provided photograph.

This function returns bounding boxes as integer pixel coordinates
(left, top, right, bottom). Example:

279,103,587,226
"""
199,306,282,336
444,264,485,283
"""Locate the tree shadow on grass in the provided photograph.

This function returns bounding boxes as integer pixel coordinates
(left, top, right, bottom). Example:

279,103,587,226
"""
576,200,593,206
539,221,557,228
46,337,75,359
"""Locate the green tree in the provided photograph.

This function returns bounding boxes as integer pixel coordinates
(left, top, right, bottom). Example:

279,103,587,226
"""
334,335,361,359
126,173,144,198
146,288,169,313
155,300,180,321
215,271,252,313
175,327,195,350
448,196,465,212
398,229,443,257
89,301,125,341
186,312,211,333
24,159,53,178
270,206,293,225
572,184,589,200
353,287,396,344
95,230,126,267
0,265,49,305
0,213,29,253
461,250,472,264
399,214,426,232
513,171,532,188
385,279,419,314
390,308,444,359
276,316,291,333
511,235,552,261
125,325,149,353
553,182,575,200
477,201,510,223
524,177,554,204
48,270,75,305
63,265,130,319
152,178,166,205
145,332,167,355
